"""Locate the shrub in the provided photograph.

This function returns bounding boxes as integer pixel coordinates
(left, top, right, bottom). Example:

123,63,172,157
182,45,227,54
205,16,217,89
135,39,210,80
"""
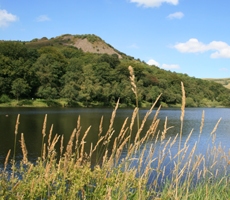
0,94,10,103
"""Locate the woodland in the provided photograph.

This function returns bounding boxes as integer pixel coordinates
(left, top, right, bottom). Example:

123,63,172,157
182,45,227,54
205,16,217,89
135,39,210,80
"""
0,34,230,107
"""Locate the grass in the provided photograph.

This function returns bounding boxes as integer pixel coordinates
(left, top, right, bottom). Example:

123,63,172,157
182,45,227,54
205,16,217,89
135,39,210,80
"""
0,99,68,107
1,67,230,199
204,77,230,89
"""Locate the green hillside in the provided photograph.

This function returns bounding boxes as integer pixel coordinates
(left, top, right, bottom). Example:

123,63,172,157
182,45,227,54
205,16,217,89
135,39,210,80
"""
203,78,230,89
0,34,230,108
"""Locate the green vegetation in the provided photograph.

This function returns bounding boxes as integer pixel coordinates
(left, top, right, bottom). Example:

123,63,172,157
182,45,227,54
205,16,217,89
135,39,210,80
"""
204,78,230,89
1,78,230,199
0,35,230,108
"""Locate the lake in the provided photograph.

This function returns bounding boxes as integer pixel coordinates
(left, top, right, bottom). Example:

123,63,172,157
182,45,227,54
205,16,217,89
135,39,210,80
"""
1,107,230,174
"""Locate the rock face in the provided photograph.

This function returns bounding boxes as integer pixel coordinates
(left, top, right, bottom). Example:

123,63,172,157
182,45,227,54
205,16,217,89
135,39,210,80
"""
57,34,122,58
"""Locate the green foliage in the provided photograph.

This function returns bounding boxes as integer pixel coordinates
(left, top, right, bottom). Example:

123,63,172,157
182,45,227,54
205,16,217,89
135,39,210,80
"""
0,36,230,107
0,94,10,103
74,34,103,43
11,78,30,100
186,97,196,107
0,41,28,59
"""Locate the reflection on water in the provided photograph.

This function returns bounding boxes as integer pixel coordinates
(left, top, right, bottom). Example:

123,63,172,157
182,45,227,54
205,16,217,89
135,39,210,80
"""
1,107,230,173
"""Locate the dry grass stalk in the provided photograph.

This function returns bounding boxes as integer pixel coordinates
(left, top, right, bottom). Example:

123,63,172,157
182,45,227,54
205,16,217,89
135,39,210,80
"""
76,115,81,130
143,144,156,165
4,149,11,171
210,118,221,135
139,120,158,146
42,143,46,160
103,99,119,145
200,110,205,134
48,124,53,148
138,144,146,173
115,136,130,164
103,130,115,146
175,81,186,198
79,126,91,161
90,136,105,157
174,161,189,182
173,146,188,160
162,137,172,156
75,126,81,153
98,116,103,137
117,117,128,142
192,155,204,172
20,133,28,164
129,107,139,136
110,137,118,155
155,130,161,144
170,133,178,148
143,119,159,143
128,65,140,133
153,105,161,122
102,149,109,166
15,114,20,135
41,114,47,158
42,114,47,138
181,145,189,161
134,94,162,144
161,117,174,142
66,128,76,157
49,134,60,152
180,82,186,123
60,135,64,157
184,129,194,148
128,65,137,98
187,142,197,160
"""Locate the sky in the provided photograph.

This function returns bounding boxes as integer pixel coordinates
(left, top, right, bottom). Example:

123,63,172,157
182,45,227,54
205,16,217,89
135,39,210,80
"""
0,0,230,78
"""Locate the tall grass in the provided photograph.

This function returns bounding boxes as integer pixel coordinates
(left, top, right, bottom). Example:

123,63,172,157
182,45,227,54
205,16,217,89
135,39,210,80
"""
1,67,230,199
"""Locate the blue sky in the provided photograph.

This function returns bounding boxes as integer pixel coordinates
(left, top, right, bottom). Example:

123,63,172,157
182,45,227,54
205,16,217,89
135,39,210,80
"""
0,0,230,78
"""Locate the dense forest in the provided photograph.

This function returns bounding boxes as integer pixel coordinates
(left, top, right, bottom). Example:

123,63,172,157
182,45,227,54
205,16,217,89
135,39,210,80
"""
0,34,230,107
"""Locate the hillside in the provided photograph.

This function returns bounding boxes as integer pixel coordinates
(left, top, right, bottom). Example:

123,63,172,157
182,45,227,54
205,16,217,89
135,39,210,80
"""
0,34,230,108
203,78,230,89
27,34,124,59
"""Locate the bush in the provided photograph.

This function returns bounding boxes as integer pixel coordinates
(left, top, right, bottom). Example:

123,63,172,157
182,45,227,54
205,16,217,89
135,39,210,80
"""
20,99,33,105
45,100,62,107
0,94,10,103
186,97,196,107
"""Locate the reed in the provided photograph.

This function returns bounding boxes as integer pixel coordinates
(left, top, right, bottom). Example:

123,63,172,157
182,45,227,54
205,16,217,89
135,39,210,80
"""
1,67,230,199
128,65,140,130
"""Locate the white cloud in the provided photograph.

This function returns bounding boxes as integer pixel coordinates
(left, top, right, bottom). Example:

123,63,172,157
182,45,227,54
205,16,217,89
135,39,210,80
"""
167,12,184,19
162,64,180,69
219,68,229,72
147,59,180,70
0,9,18,28
174,38,230,58
147,59,159,66
36,15,51,22
128,43,139,49
129,0,179,8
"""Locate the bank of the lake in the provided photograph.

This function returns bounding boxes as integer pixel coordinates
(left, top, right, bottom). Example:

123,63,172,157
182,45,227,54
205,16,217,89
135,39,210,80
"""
0,97,225,108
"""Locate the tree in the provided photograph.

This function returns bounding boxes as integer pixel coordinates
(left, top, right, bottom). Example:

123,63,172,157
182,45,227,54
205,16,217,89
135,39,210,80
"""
36,86,58,99
11,78,30,101
60,81,79,104
32,51,67,99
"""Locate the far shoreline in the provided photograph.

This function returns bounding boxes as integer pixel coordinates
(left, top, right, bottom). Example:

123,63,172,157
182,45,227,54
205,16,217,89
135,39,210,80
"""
0,98,227,109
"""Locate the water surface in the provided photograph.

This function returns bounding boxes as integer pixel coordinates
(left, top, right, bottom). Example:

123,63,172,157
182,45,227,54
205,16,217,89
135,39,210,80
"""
0,107,230,169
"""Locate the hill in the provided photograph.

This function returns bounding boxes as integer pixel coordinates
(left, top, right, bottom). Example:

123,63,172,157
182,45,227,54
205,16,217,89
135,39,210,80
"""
203,78,230,89
0,34,230,108
27,34,125,59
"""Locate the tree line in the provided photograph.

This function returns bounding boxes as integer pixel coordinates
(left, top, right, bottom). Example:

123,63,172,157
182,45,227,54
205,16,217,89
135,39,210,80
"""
0,40,230,107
